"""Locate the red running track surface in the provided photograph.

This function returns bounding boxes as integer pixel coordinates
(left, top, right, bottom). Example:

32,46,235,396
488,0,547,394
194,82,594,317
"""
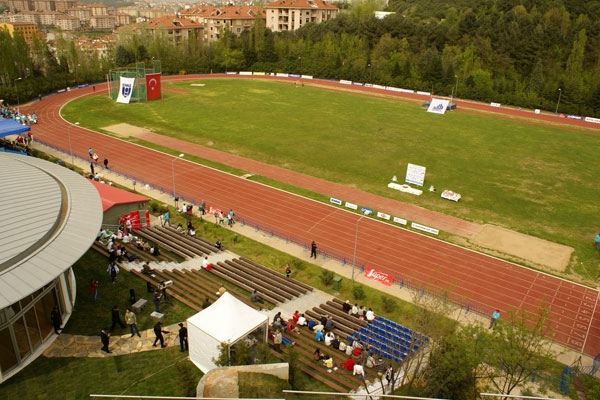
22,76,600,357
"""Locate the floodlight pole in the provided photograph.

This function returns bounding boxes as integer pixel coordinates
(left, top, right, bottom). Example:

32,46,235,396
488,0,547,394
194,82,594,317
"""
555,88,562,114
171,153,184,207
450,74,458,104
68,122,79,166
351,215,365,284
14,77,22,113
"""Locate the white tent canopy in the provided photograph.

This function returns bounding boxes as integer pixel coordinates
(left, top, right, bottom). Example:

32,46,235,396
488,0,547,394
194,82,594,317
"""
187,292,269,373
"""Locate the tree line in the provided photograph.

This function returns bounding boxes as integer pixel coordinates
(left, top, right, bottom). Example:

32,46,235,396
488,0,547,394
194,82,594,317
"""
2,0,600,116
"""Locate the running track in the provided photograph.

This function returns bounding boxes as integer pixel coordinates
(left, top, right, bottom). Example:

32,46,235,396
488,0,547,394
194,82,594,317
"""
23,76,600,357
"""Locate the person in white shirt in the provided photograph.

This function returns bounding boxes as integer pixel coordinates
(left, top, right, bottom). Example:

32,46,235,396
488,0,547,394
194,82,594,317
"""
202,256,209,269
365,308,375,322
353,363,365,379
297,314,307,326
324,331,335,346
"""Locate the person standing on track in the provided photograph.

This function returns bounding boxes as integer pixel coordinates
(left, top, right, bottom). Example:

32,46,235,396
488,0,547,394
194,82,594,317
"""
310,240,317,259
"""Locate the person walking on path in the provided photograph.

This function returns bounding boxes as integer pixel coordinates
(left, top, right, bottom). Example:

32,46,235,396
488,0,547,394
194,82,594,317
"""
100,328,111,353
103,158,109,169
125,309,141,337
88,147,93,158
178,323,188,352
310,240,317,259
153,322,169,348
50,306,62,334
595,233,600,250
110,305,126,331
489,309,500,329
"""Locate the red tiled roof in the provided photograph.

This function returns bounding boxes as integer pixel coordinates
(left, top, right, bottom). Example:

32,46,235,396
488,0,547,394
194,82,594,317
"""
182,5,265,20
264,0,337,10
147,15,202,28
90,180,148,212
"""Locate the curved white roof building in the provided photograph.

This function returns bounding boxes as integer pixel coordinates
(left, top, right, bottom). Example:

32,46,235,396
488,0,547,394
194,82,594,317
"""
0,153,102,383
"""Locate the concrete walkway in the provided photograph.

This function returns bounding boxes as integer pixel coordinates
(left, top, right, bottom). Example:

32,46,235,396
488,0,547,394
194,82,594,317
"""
43,324,182,358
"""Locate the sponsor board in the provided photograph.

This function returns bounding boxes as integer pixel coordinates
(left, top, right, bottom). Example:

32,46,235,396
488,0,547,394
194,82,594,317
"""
441,190,461,202
427,98,450,115
301,75,314,80
377,211,391,220
411,222,439,235
330,197,342,206
393,216,407,225
416,91,431,96
405,163,426,187
585,117,600,124
345,202,358,210
360,207,373,216
239,71,252,76
490,102,501,107
365,267,393,286
340,80,352,85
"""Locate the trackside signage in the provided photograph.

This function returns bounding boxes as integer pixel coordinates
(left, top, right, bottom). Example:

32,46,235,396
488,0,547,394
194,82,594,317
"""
364,267,393,286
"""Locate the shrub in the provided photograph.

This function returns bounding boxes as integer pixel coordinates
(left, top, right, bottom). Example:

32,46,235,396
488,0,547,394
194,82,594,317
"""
352,284,365,300
290,258,305,271
381,295,397,313
320,270,334,286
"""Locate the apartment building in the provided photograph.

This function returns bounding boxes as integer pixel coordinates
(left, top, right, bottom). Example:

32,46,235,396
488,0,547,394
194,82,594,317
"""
181,5,265,42
264,0,338,32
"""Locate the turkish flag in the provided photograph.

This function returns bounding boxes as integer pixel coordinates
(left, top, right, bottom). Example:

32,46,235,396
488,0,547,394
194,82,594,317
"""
145,73,162,100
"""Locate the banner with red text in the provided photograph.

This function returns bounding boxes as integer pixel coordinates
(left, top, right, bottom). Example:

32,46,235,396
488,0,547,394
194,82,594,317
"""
145,73,162,101
364,267,394,286
119,211,142,231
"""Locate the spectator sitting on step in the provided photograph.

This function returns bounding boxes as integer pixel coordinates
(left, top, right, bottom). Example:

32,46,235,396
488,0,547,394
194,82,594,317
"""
176,223,185,233
151,246,161,257
322,354,334,369
313,348,326,362
350,303,359,317
365,308,376,322
307,318,316,331
353,362,365,379
342,300,352,313
341,357,355,371
312,323,324,333
325,316,335,330
331,335,341,350
297,313,307,327
216,286,227,296
324,331,335,346
292,310,300,324
250,289,264,304
315,329,324,342
285,319,300,334
358,305,366,319
215,239,223,250
273,317,284,332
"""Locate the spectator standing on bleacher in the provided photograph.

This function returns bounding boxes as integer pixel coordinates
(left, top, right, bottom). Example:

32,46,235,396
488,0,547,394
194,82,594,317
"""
162,211,170,227
273,329,282,352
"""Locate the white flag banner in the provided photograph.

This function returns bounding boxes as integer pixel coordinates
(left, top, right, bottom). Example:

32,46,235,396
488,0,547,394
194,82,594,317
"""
116,77,135,104
427,98,449,115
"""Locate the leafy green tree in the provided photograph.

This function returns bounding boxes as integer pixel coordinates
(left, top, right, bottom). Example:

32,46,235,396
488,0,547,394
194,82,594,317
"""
115,45,134,67
480,305,557,397
422,324,486,400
